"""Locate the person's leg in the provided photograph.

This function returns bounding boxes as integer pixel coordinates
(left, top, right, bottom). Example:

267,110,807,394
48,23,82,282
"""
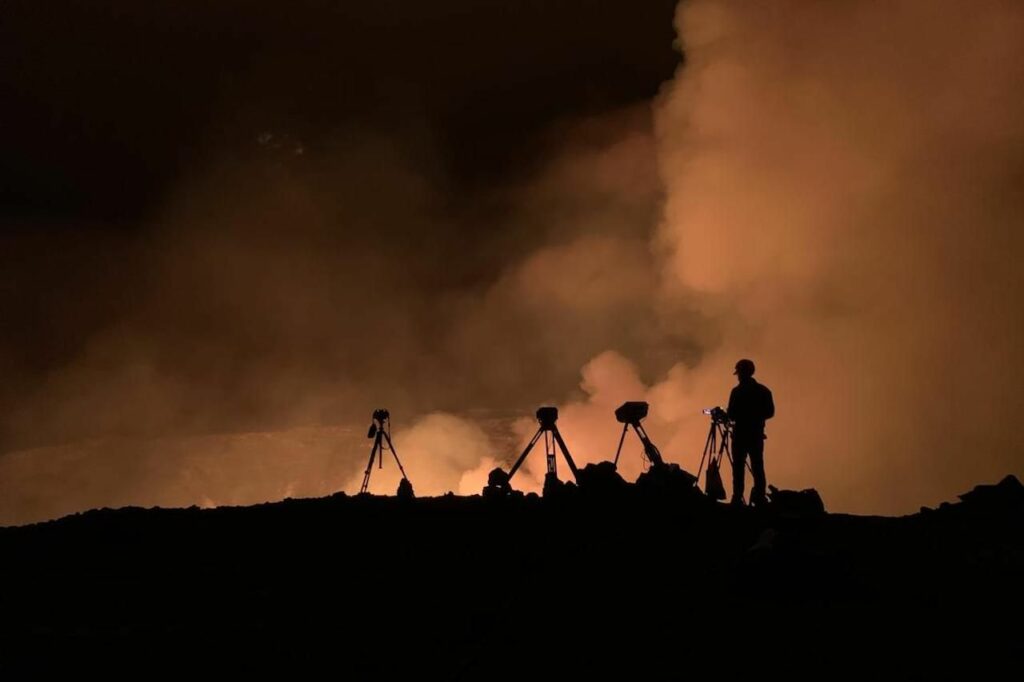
749,436,766,505
731,440,748,504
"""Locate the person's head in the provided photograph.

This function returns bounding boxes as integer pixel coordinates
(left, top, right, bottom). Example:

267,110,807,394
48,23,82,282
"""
734,358,756,380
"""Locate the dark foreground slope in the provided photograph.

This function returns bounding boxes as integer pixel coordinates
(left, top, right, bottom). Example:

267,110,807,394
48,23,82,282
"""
2,477,1022,678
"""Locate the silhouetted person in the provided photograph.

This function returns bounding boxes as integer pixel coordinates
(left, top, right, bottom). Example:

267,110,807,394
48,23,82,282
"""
727,359,774,506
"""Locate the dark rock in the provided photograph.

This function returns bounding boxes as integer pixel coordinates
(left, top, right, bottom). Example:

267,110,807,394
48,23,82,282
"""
482,467,513,499
542,472,576,500
767,485,826,517
487,467,510,488
575,461,628,496
957,475,1024,512
396,478,415,501
635,462,700,501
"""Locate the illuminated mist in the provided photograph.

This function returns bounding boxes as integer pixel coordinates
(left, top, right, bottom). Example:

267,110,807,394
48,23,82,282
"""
653,0,1024,513
2,0,1023,524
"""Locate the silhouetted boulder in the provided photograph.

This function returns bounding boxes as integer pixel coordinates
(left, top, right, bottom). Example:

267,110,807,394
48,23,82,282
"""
767,485,825,517
635,462,700,501
957,475,1024,513
482,467,514,499
575,461,628,497
397,478,415,501
542,472,576,500
488,467,510,487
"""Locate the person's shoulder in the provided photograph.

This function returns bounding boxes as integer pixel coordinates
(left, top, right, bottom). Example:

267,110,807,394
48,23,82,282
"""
756,380,772,394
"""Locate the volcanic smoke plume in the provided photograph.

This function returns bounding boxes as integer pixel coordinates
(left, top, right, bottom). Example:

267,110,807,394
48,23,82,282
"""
651,0,1024,512
1,0,1023,524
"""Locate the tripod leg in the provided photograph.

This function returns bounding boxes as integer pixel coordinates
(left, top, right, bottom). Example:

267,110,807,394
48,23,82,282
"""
508,428,543,480
612,424,628,467
720,428,730,469
633,424,664,467
551,427,580,481
381,431,410,481
544,431,556,476
696,424,716,480
360,437,381,493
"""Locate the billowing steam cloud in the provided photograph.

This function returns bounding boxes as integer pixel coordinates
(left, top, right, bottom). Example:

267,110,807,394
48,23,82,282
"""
653,0,1024,512
2,0,1023,524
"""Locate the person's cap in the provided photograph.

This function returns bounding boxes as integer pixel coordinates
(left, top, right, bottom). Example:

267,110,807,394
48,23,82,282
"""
734,359,756,376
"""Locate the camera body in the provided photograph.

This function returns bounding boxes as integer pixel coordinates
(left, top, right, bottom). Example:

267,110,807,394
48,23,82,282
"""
703,406,729,424
536,406,559,428
367,408,390,438
615,401,649,424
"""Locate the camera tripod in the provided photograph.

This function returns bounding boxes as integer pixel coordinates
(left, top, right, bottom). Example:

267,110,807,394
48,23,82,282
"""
612,401,665,469
696,416,733,483
507,406,580,483
359,408,410,494
696,412,752,499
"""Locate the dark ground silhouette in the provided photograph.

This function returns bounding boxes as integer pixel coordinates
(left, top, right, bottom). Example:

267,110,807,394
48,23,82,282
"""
1,474,1022,677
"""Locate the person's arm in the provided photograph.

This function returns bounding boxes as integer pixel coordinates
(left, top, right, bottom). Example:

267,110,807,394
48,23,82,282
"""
764,387,775,420
727,386,739,419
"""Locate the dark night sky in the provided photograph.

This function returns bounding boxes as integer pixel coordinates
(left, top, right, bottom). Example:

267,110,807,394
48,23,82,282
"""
0,0,682,442
1,1,679,222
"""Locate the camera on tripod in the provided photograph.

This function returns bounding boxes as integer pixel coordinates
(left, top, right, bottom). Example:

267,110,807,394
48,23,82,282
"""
496,405,580,488
615,401,648,424
368,408,390,439
702,406,729,424
611,401,664,468
698,406,732,500
359,407,412,495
